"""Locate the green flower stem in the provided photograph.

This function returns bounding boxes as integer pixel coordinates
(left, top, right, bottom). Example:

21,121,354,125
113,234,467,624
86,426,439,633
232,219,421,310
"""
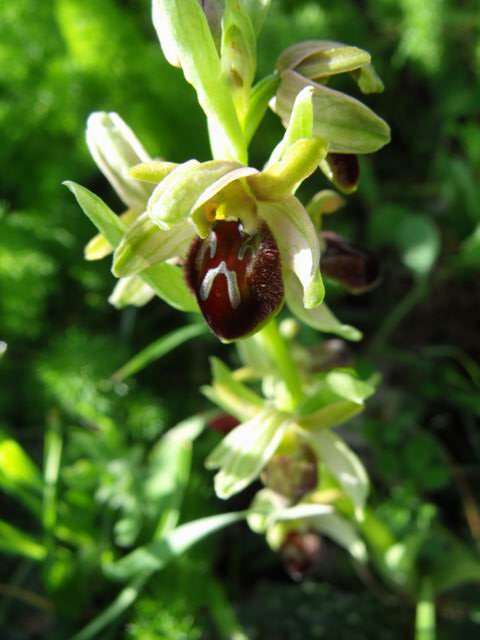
415,577,436,640
256,319,304,409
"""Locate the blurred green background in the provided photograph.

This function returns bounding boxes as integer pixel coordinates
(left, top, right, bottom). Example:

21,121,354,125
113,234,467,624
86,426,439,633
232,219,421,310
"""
1,0,480,638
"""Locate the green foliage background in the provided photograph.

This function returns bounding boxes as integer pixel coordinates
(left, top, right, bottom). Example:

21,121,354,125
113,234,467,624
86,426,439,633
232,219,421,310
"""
1,0,480,638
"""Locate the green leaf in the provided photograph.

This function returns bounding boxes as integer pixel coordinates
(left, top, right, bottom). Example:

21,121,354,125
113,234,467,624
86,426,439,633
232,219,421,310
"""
0,433,42,516
396,214,441,277
85,209,140,261
65,182,199,312
0,520,46,561
147,415,206,539
152,0,246,162
105,512,245,581
274,70,390,154
42,414,63,549
72,575,148,640
206,408,289,499
113,324,208,381
305,429,369,517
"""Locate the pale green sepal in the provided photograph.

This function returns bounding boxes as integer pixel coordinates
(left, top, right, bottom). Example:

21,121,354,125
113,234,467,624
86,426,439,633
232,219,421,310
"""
221,0,256,119
251,137,327,200
258,198,323,308
148,160,252,230
352,64,385,94
305,429,369,518
277,40,370,77
202,357,264,422
152,0,246,162
309,512,367,561
108,276,156,309
64,182,125,247
274,71,391,154
140,262,199,313
266,502,335,526
64,182,199,313
86,112,152,209
85,209,141,261
244,73,281,144
113,213,194,277
206,408,290,499
298,402,363,432
284,273,362,341
241,0,271,36
266,86,315,167
130,161,177,184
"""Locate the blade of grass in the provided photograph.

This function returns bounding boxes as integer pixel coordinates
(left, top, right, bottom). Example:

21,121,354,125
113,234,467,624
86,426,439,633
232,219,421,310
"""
42,411,63,556
112,323,208,381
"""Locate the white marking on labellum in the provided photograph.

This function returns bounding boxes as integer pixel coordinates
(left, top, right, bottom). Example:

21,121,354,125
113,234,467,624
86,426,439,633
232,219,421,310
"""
199,261,241,309
237,237,255,261
208,231,217,258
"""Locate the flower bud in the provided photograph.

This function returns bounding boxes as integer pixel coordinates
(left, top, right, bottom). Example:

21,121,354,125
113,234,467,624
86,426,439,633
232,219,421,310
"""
185,220,284,341
277,41,371,80
320,153,360,194
320,231,381,294
261,445,317,501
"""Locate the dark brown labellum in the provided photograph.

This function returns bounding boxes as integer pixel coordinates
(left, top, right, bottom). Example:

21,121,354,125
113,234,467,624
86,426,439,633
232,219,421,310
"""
281,531,323,581
324,153,360,193
261,445,318,501
185,220,284,341
320,231,381,294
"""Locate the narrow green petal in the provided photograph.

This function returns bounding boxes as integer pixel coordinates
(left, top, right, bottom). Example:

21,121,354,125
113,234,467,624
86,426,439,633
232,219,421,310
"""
130,161,177,184
284,272,362,341
148,160,255,230
86,112,152,209
266,85,316,168
206,408,290,499
108,276,156,309
273,71,390,154
113,214,194,277
258,198,324,308
250,138,327,200
309,512,367,561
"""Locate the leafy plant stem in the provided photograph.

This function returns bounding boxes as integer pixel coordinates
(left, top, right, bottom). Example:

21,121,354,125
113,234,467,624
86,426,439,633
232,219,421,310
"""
415,577,436,640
